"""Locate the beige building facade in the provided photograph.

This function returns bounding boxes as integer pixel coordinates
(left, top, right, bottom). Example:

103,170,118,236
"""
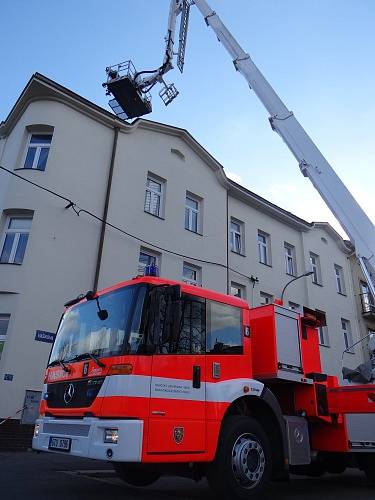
0,74,370,420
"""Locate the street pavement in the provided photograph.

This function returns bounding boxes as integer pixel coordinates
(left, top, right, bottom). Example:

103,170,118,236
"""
0,450,374,500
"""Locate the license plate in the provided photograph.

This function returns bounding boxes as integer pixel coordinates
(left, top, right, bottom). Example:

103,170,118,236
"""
48,436,71,452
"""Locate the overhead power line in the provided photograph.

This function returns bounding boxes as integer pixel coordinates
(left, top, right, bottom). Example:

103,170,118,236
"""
0,165,257,283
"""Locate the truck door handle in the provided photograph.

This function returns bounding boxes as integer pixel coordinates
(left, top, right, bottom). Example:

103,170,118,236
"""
193,365,201,389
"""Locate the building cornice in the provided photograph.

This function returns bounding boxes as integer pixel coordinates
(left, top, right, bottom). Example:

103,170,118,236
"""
227,179,312,231
312,222,354,254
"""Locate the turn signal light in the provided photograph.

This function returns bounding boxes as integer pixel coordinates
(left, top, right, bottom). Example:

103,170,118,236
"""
108,364,133,376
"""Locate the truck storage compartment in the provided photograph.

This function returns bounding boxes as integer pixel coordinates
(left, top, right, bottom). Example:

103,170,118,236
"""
250,304,304,382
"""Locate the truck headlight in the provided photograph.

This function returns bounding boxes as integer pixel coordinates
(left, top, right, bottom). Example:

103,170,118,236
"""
34,423,40,437
104,428,118,444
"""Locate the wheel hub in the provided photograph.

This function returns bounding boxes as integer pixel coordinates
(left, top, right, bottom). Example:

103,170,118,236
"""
232,433,265,488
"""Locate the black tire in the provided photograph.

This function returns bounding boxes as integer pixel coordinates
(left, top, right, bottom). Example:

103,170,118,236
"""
364,466,375,485
358,455,375,485
207,416,272,500
113,463,161,487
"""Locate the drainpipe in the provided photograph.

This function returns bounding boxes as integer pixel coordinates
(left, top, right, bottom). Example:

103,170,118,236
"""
93,126,119,292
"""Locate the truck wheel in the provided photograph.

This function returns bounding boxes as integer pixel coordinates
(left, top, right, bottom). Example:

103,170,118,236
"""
359,455,375,485
113,463,161,487
364,467,375,485
207,416,272,500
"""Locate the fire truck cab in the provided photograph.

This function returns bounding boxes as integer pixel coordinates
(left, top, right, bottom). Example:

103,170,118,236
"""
33,276,375,498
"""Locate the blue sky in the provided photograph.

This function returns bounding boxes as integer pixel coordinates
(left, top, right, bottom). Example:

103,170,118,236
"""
1,0,374,236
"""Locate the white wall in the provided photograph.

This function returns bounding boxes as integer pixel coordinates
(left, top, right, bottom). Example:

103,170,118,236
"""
0,100,114,417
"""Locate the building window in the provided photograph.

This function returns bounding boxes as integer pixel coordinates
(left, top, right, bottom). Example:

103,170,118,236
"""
258,230,271,265
0,314,10,361
260,291,273,305
318,325,329,346
335,264,346,295
23,133,53,171
360,281,375,314
144,174,164,217
0,216,32,264
288,301,301,313
316,310,329,346
368,330,375,360
206,301,242,354
138,249,159,275
309,252,322,285
334,265,346,295
230,282,246,299
230,219,244,254
341,318,353,352
284,243,296,276
182,262,201,286
185,194,200,233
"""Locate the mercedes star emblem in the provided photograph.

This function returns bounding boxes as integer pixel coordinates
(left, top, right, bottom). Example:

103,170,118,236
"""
64,383,75,404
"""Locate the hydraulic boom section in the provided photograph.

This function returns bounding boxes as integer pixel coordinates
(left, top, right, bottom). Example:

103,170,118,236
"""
103,0,375,299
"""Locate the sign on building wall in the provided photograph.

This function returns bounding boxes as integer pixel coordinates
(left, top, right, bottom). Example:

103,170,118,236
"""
35,330,56,343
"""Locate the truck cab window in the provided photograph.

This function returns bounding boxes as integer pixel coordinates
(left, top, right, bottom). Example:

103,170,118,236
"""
155,293,205,354
207,301,242,354
177,294,206,354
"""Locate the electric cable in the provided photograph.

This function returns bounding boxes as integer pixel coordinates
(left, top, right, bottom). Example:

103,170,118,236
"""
0,165,256,284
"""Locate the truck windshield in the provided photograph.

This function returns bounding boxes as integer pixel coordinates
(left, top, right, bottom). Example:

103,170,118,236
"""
49,284,147,365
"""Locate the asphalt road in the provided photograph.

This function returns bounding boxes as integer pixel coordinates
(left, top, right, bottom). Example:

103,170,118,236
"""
0,451,374,500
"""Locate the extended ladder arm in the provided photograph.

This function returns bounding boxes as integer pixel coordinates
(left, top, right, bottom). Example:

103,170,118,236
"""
104,0,375,296
193,0,375,296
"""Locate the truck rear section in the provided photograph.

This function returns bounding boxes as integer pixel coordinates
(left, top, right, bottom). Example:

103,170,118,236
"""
33,276,375,498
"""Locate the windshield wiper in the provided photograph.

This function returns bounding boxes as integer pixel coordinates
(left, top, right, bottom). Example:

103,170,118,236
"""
68,352,105,368
48,358,71,372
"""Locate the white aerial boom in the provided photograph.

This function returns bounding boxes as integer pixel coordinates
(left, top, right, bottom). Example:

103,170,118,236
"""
103,0,375,298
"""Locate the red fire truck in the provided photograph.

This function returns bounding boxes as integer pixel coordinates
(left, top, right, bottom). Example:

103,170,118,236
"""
33,275,375,498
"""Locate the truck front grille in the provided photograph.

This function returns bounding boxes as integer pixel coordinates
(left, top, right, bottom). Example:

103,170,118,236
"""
46,377,105,408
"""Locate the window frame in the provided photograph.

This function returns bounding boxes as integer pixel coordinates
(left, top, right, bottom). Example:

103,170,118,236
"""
206,300,243,355
0,215,33,265
288,301,301,313
316,309,329,347
138,248,160,276
258,230,271,266
284,242,296,276
22,132,53,171
0,314,10,361
260,291,273,305
144,173,165,218
171,293,206,355
341,318,353,353
185,193,201,234
360,280,375,312
182,262,201,286
309,252,322,285
334,264,346,295
230,282,246,299
230,218,244,255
